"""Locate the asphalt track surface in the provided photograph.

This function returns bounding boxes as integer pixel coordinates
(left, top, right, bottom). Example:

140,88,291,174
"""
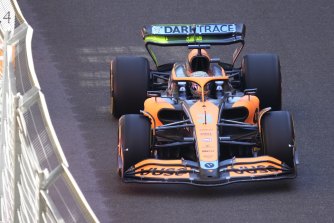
19,1,334,222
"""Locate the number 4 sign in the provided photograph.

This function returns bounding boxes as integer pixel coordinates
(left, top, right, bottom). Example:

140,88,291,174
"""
1,11,11,24
0,2,15,32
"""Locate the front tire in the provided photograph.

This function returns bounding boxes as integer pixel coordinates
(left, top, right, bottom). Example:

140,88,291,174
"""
118,114,151,177
261,111,295,167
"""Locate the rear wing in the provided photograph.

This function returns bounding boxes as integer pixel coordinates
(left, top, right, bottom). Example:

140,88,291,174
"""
141,23,246,68
142,23,246,46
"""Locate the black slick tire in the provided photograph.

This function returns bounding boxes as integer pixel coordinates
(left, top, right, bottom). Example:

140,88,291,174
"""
110,56,150,118
261,111,295,167
118,114,151,177
242,53,282,110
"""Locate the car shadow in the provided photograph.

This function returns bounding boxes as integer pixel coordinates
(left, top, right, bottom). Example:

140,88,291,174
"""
106,171,296,199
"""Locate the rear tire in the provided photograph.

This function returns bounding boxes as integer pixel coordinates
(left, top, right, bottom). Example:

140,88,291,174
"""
110,56,150,118
242,53,282,110
261,111,295,167
118,114,151,177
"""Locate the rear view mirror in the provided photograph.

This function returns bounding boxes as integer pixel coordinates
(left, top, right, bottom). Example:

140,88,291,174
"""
147,91,161,97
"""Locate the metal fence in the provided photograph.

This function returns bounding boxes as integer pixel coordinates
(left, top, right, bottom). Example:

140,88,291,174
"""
0,1,99,222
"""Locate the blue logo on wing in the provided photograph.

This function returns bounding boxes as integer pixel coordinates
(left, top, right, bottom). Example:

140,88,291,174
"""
200,161,218,169
204,163,214,168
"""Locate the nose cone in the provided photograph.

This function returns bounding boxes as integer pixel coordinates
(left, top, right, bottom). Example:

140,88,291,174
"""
199,160,219,179
189,100,220,177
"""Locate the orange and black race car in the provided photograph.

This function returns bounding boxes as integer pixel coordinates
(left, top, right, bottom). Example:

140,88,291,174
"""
110,23,298,186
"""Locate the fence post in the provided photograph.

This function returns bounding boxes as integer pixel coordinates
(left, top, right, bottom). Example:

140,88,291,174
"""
12,93,21,222
5,28,24,222
1,30,17,222
0,29,5,223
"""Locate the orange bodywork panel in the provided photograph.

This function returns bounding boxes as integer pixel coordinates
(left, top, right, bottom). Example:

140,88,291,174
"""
189,101,219,163
135,159,183,166
227,156,283,177
232,95,259,124
144,97,174,127
134,159,190,179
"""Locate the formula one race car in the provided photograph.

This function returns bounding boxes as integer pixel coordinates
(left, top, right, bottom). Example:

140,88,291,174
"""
110,23,297,186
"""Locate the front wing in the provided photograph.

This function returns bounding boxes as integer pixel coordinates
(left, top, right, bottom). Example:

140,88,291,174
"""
123,156,296,186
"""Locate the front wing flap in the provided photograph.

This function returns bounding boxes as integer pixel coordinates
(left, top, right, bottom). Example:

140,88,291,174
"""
123,156,296,186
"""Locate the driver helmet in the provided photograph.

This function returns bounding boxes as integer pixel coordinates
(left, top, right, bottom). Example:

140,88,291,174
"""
189,71,210,98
